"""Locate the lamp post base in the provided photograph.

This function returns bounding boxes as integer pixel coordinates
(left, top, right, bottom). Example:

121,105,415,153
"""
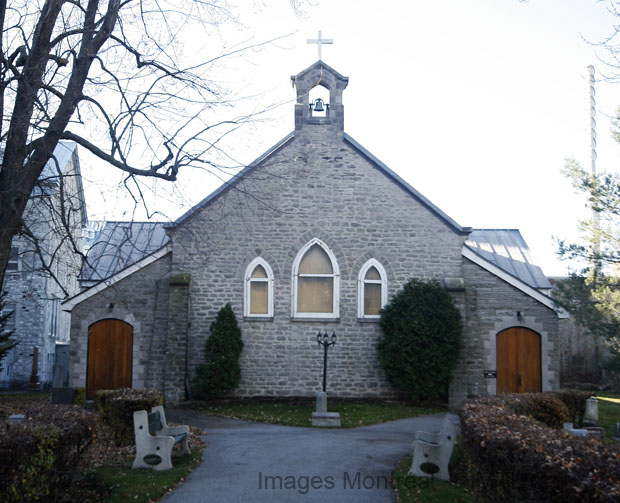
312,411,341,427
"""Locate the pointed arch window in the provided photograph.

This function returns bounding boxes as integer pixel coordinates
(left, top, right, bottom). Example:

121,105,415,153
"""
292,239,339,319
358,259,387,319
244,258,274,318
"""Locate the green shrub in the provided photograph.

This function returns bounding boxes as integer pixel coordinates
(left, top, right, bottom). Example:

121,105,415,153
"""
0,404,95,502
73,387,86,407
193,303,244,400
460,393,620,503
377,278,462,401
551,390,591,427
95,388,163,445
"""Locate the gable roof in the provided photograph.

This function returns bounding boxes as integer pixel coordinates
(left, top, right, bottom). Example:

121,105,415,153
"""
63,243,171,312
344,134,470,235
462,229,566,318
36,141,88,226
40,141,78,180
291,60,349,84
464,229,551,290
168,131,470,235
79,221,169,284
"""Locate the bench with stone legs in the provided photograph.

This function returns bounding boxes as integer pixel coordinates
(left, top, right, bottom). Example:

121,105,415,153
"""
409,413,460,482
132,405,190,471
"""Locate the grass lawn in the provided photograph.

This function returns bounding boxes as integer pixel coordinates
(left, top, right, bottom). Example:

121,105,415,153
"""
195,399,445,428
391,454,477,503
79,448,203,503
597,393,620,439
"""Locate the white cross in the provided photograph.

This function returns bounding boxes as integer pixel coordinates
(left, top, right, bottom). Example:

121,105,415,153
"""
307,30,333,60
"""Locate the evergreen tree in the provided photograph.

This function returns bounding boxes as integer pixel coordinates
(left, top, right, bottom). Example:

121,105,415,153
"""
193,303,243,400
377,279,462,402
554,158,620,373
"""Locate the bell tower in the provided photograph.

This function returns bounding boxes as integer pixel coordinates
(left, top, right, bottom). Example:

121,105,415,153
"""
290,61,349,135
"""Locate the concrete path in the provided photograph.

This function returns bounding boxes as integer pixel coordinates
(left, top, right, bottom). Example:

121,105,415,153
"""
160,410,446,503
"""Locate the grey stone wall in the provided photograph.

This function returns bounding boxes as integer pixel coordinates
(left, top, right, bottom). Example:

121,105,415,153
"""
1,147,84,388
68,254,171,392
450,257,561,409
1,270,48,387
169,126,467,401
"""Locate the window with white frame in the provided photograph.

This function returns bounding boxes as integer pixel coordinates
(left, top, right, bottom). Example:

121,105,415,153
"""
244,257,274,317
293,239,339,318
358,259,387,319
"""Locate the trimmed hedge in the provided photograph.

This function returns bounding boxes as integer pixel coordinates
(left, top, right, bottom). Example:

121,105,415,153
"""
0,404,95,502
460,392,620,503
95,388,163,445
550,390,592,427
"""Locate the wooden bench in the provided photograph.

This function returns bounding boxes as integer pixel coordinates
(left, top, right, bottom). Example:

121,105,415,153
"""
408,413,460,482
132,405,190,471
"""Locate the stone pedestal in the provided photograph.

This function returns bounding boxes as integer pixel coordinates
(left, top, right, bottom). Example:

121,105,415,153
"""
311,391,341,427
312,411,341,427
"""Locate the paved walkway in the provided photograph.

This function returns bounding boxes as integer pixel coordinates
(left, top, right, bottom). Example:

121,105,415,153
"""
160,410,446,503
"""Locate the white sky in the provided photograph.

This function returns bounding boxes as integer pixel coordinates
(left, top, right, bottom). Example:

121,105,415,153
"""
81,0,620,277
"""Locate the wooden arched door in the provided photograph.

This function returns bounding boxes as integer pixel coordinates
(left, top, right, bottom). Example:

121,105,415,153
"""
496,327,541,394
87,319,133,399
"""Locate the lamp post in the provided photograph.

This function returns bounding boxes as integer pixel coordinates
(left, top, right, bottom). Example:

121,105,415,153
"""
317,330,336,392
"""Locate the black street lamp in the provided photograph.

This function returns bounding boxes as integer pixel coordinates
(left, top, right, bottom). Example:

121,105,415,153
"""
317,330,336,392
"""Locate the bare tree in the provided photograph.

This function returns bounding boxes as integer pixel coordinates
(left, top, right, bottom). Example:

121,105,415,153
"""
0,0,298,291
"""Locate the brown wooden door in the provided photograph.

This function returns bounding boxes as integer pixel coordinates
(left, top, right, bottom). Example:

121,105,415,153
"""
87,319,133,399
496,327,541,393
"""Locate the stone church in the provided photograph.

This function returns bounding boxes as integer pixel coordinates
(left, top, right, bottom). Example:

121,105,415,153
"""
63,61,565,408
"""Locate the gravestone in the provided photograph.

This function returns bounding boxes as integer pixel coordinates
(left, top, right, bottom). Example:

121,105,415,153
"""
27,346,40,389
8,414,24,424
583,396,599,426
614,423,620,442
51,363,74,404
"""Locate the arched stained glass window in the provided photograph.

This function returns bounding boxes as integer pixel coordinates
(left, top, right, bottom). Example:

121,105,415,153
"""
358,260,387,319
244,258,274,318
293,239,339,318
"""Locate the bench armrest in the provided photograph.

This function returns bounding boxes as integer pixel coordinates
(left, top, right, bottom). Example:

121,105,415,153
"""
414,430,441,444
160,424,190,437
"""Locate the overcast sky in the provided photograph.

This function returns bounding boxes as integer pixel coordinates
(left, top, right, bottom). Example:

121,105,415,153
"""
81,0,620,277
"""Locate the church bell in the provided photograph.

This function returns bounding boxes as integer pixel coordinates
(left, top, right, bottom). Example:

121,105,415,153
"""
311,98,325,112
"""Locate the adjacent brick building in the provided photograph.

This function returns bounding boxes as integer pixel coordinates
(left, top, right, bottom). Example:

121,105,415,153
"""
63,61,565,407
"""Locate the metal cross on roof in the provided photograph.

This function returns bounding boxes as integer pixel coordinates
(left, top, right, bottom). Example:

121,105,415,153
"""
307,30,333,60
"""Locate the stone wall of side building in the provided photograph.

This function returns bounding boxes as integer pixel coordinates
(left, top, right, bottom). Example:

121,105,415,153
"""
167,129,468,402
68,254,171,394
449,258,561,409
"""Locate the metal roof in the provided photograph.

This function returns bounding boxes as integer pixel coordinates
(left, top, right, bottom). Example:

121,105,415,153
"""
79,221,169,283
464,229,551,290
